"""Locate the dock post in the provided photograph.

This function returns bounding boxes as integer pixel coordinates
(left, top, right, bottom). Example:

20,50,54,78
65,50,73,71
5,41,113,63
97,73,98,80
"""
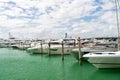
48,42,51,56
61,41,64,61
21,42,23,49
22,42,24,50
40,41,43,53
73,39,76,48
78,37,82,65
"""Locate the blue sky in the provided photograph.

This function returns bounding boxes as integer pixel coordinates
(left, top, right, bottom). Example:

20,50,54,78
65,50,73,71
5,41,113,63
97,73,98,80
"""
0,0,119,39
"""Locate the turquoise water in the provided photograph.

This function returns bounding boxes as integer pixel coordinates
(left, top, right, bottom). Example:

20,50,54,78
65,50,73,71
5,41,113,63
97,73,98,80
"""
0,48,120,80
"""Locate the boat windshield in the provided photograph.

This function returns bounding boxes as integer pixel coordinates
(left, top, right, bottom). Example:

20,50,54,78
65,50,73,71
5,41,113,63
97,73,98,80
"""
93,52,115,55
93,53,102,54
108,53,115,54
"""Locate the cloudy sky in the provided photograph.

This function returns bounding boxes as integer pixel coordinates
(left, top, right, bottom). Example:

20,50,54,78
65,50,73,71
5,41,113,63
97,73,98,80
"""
0,0,119,39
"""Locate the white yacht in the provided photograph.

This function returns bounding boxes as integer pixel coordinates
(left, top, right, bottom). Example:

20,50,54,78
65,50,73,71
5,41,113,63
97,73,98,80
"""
83,51,120,68
70,45,117,60
27,39,76,54
27,43,48,54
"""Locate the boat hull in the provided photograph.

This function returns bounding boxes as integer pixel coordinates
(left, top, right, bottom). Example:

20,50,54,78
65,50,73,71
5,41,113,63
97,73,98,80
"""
88,57,120,68
50,47,72,55
83,51,120,68
27,47,48,54
27,47,73,54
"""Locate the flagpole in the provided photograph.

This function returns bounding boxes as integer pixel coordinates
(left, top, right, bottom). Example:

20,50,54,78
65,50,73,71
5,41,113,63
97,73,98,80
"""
115,0,120,51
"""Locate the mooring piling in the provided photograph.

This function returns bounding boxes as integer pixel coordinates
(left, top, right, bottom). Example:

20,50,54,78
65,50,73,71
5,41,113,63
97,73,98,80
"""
48,42,51,56
40,40,43,53
77,37,82,65
61,41,64,61
73,39,76,48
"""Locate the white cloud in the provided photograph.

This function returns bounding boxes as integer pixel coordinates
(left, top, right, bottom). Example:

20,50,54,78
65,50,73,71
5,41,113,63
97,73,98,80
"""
0,0,118,39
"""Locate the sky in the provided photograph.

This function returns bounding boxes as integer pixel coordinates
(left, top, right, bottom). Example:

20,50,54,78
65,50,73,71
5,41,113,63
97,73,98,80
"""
0,0,119,39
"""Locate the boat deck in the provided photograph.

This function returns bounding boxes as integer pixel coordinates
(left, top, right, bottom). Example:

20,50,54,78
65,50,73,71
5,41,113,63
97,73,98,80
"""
0,48,120,80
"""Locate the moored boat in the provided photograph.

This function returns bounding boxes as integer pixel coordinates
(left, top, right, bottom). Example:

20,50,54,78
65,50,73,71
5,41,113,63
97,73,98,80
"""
83,51,120,68
27,39,76,54
70,46,117,60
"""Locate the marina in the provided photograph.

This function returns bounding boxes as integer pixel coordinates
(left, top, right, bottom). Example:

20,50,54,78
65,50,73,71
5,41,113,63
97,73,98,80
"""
0,48,120,80
0,0,120,80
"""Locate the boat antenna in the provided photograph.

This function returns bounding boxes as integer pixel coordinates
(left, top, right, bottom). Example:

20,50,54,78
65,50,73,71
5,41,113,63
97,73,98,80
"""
115,0,120,50
116,0,120,9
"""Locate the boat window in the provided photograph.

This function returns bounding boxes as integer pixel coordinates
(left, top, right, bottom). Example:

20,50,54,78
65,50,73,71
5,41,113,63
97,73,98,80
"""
50,42,60,45
108,53,115,54
93,53,102,54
